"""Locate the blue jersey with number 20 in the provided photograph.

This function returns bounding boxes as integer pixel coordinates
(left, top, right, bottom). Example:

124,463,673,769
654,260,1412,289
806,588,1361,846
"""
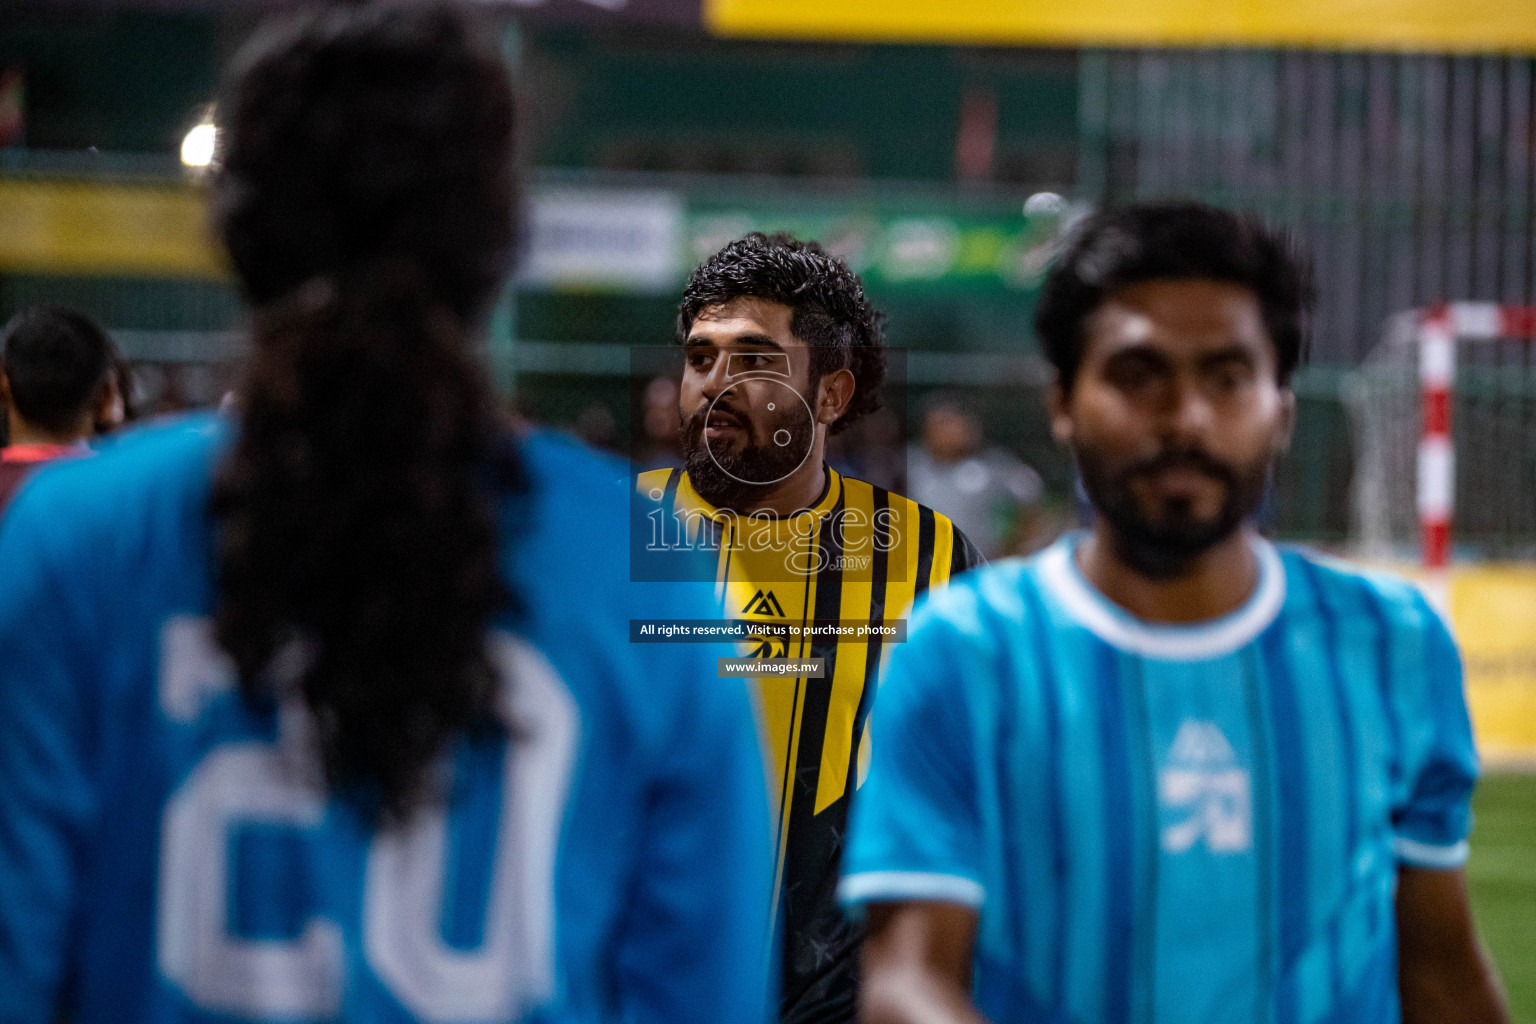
0,415,772,1024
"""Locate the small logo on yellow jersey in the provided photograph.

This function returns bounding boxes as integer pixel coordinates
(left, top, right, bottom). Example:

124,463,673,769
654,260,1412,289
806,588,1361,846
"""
742,590,786,617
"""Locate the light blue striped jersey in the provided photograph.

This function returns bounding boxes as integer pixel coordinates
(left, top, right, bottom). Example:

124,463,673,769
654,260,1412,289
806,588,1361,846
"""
841,532,1478,1024
0,415,773,1024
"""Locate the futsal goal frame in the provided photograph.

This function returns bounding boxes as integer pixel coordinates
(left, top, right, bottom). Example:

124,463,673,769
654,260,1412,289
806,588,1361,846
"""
1406,303,1536,570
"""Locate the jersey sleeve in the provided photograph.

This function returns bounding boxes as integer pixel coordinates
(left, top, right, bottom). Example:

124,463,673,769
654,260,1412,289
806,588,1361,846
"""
1390,592,1479,870
0,487,100,1022
611,624,774,1024
839,594,986,910
949,523,985,575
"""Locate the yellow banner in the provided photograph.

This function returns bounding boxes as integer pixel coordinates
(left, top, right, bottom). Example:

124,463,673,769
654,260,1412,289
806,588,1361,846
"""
0,179,225,279
1450,567,1536,766
707,0,1536,54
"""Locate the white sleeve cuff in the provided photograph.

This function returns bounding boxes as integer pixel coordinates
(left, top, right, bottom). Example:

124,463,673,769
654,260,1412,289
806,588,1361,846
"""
838,871,986,908
1393,835,1470,869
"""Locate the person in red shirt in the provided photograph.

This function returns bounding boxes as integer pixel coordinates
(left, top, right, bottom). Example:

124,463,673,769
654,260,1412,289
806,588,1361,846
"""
0,306,121,512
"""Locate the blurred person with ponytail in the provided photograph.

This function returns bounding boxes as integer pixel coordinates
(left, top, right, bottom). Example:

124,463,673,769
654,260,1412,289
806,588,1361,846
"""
0,6,771,1024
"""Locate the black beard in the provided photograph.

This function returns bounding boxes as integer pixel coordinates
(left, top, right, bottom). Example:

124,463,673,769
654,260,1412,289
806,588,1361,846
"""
679,400,815,511
1075,443,1269,580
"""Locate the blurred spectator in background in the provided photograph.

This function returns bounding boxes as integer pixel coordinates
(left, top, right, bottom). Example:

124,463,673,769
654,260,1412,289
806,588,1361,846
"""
825,405,905,494
631,374,682,469
906,390,1044,558
573,400,619,451
0,305,120,512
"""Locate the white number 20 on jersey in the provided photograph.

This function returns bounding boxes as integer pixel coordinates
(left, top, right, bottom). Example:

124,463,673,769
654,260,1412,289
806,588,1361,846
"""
156,618,579,1023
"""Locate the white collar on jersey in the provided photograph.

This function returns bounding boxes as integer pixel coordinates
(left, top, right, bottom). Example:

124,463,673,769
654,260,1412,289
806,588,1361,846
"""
1037,532,1287,661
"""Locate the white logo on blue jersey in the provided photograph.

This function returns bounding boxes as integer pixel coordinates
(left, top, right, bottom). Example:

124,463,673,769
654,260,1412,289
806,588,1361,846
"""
1158,720,1252,854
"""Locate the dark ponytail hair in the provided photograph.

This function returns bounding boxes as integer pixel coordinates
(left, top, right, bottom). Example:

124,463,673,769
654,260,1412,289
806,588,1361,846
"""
209,3,521,820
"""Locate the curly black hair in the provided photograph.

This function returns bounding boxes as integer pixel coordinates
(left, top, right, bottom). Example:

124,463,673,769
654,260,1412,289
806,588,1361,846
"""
1035,201,1311,392
677,232,887,434
209,1,521,821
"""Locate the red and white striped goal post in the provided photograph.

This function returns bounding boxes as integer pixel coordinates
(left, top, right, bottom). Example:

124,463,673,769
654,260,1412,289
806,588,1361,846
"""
1415,303,1536,570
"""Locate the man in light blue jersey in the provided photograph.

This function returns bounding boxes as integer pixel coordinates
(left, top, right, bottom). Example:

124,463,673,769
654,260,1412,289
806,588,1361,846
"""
0,6,771,1024
841,202,1509,1024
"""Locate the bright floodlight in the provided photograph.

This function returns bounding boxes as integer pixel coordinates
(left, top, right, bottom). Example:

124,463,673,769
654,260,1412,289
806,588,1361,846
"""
180,121,217,169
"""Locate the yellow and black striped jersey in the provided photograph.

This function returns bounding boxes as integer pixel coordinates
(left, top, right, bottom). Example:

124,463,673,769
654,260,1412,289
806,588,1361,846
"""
635,464,981,1024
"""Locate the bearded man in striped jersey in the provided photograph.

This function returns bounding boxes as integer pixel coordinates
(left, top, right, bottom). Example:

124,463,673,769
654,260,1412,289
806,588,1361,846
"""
636,232,981,1024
